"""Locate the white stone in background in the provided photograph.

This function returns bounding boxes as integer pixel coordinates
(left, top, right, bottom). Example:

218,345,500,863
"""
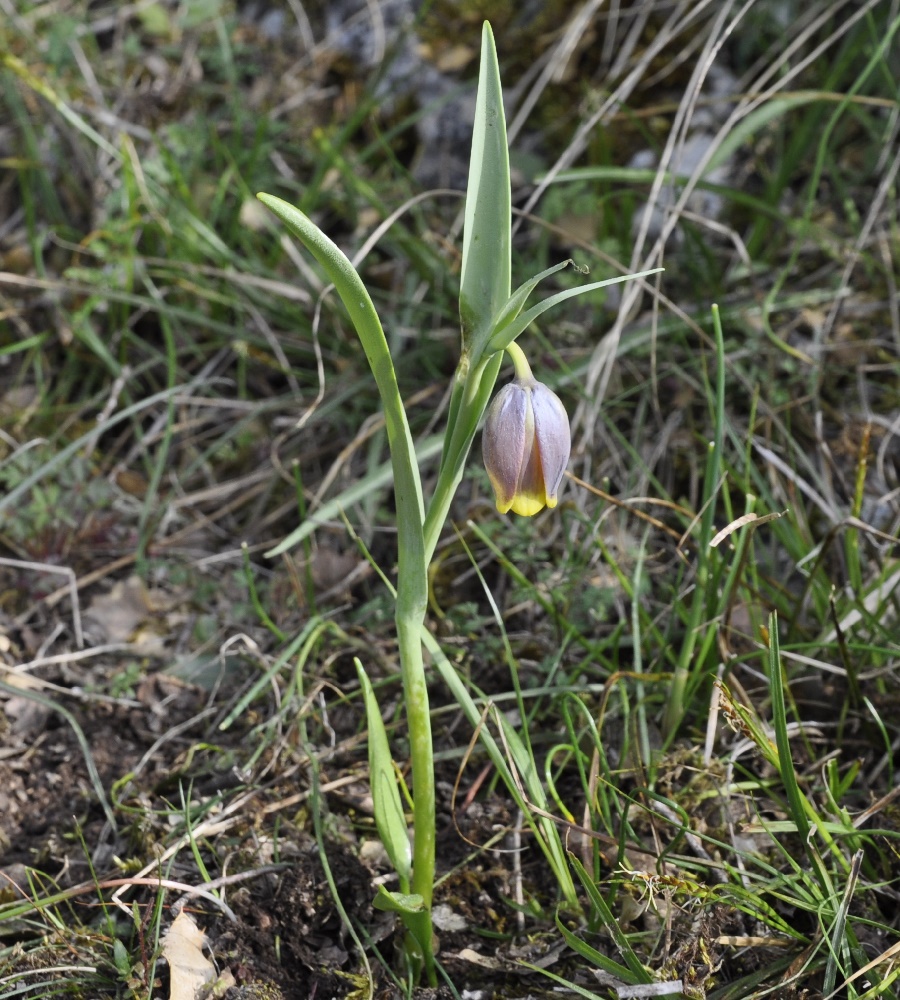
630,131,732,241
431,903,467,932
629,64,741,242
325,0,414,68
239,2,286,40
257,7,285,40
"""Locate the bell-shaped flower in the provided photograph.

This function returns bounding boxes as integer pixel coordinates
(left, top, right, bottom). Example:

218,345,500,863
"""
482,375,571,516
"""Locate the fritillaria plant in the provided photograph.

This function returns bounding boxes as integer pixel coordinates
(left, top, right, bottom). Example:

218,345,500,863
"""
257,22,659,985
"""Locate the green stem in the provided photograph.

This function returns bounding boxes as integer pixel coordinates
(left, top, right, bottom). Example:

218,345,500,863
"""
255,193,435,983
423,351,503,562
505,339,533,381
396,612,435,981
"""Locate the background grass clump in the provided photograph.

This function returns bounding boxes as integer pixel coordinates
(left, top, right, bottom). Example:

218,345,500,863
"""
1,1,899,998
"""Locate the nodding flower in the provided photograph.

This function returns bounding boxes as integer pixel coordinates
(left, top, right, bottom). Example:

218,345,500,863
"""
482,345,570,517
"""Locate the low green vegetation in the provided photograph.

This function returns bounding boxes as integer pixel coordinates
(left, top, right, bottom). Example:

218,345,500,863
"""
1,1,899,998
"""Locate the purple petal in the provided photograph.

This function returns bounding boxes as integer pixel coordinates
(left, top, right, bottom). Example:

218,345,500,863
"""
530,383,571,504
483,383,530,513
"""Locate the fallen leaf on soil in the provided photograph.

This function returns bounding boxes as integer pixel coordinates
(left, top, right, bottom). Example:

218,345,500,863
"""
83,576,165,650
0,672,52,738
162,911,215,1000
454,948,504,971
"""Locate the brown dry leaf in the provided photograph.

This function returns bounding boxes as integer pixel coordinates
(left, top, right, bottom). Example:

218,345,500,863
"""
434,43,476,72
0,244,33,274
162,911,215,1000
85,577,151,643
709,510,786,548
0,385,39,422
454,947,505,970
310,543,361,592
0,672,52,738
114,469,149,498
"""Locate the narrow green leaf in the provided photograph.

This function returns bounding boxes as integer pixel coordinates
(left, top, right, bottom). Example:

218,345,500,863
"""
356,660,412,888
554,913,639,986
420,624,578,908
767,613,841,893
256,192,426,546
707,958,797,1000
220,617,330,730
460,22,510,354
766,612,810,845
373,886,425,915
266,435,444,558
568,854,653,982
490,259,575,337
521,957,629,999
706,95,834,174
487,267,664,354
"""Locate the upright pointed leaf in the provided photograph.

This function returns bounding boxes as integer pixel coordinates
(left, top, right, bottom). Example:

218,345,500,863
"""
460,22,510,356
568,855,653,982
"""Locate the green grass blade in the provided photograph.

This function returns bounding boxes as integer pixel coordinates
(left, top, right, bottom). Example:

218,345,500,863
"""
767,611,841,894
706,94,838,174
663,302,727,738
552,917,640,986
218,618,331,730
767,611,810,850
823,849,863,995
522,956,633,998
266,435,444,558
568,854,652,982
421,625,578,907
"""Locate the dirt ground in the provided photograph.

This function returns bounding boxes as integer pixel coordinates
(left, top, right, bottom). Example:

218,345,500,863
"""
0,647,592,998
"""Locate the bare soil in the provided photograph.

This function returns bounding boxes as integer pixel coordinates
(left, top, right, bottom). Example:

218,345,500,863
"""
0,655,581,998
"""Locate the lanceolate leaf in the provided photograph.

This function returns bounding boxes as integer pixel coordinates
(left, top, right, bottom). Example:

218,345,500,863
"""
373,886,425,915
568,855,653,983
488,267,664,354
489,259,576,339
356,660,412,889
256,192,426,555
459,22,510,356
